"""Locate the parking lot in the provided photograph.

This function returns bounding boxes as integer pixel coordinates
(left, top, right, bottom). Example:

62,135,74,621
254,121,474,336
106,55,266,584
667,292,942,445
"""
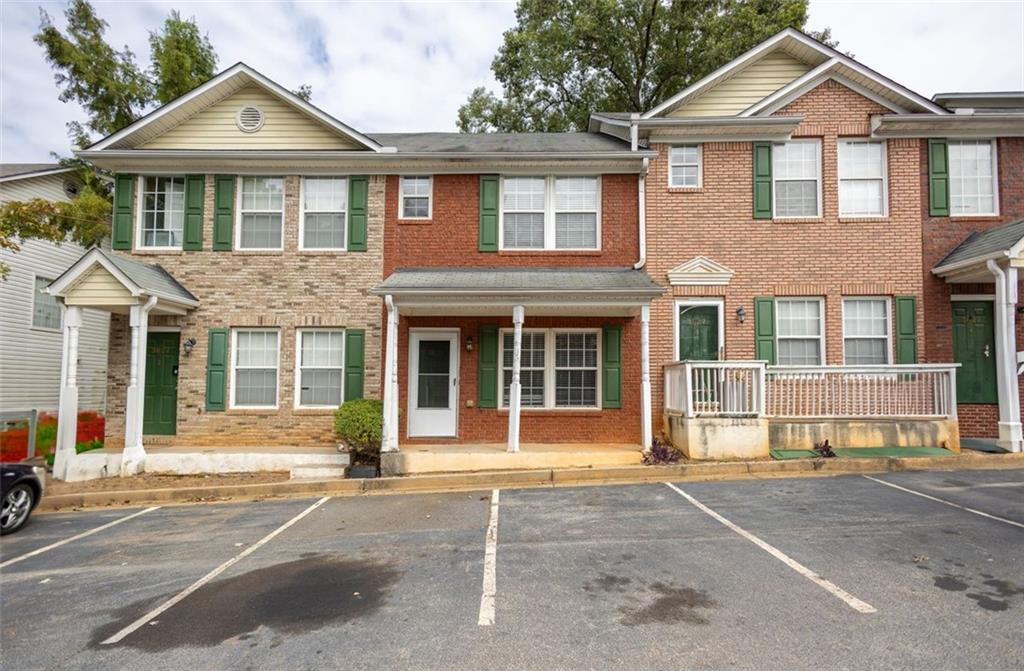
2,469,1022,670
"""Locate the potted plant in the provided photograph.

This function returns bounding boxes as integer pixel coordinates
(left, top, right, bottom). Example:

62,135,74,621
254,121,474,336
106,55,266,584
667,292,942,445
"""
334,398,383,478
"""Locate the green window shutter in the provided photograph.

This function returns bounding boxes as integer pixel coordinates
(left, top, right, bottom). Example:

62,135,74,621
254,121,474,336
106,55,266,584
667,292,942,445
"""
754,297,777,365
477,325,499,408
112,174,135,249
183,174,205,251
895,296,918,364
347,176,368,251
205,328,229,411
602,325,623,409
213,175,234,251
344,329,365,401
928,139,950,216
479,175,499,252
752,142,773,219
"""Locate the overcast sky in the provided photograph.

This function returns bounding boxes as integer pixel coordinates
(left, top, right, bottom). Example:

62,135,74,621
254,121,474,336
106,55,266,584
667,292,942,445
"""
1,0,1021,162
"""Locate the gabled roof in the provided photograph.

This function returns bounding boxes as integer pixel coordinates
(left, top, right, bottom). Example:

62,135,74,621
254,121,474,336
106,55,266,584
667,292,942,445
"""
642,28,947,119
934,219,1024,274
88,63,383,152
0,163,76,182
48,248,198,306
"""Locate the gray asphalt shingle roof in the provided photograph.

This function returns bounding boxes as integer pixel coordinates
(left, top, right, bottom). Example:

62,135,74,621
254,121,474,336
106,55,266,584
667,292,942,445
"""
366,132,632,153
375,267,663,296
0,163,70,179
96,248,198,302
935,219,1024,268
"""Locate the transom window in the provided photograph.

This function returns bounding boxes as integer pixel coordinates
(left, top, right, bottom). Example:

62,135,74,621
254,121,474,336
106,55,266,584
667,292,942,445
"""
232,329,279,408
301,177,347,250
776,298,824,366
237,177,284,249
669,145,702,187
296,330,345,407
501,176,600,250
400,176,432,218
32,276,61,330
843,298,890,365
500,329,600,408
949,140,998,216
838,140,887,217
139,176,185,248
772,140,821,218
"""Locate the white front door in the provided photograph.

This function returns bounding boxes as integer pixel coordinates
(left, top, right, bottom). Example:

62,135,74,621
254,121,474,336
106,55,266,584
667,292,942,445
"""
408,331,459,437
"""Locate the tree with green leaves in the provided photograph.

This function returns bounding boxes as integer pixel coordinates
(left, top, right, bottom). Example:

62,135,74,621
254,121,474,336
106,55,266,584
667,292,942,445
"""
149,10,218,105
457,0,837,132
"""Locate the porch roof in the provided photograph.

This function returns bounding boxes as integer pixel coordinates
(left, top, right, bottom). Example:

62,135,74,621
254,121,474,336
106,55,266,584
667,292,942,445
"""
933,219,1024,281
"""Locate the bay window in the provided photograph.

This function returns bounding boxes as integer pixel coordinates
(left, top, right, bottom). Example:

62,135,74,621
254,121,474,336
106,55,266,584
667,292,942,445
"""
949,140,998,216
772,140,821,218
500,329,600,408
838,140,887,216
843,298,890,365
237,176,284,249
501,176,600,250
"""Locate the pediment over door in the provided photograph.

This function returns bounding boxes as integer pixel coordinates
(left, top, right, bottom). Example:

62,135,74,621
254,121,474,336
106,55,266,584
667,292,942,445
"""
667,256,734,286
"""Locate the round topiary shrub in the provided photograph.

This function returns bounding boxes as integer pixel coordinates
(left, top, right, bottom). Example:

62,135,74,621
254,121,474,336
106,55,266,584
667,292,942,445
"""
334,399,384,464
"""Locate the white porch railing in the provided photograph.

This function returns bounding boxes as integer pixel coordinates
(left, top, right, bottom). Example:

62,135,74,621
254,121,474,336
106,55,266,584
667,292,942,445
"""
664,361,959,419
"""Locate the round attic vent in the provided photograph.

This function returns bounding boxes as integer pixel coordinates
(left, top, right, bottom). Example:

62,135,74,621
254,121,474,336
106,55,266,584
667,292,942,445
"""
236,106,265,133
62,180,80,199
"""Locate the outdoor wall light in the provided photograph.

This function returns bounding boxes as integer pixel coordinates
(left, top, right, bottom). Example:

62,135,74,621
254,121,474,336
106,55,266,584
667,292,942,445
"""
183,337,197,355
735,306,746,324
465,336,474,351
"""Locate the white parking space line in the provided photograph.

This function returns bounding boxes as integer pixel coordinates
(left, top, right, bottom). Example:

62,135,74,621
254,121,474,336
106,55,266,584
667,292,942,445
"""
0,506,161,570
862,475,1024,529
478,488,500,626
100,496,330,645
665,483,876,614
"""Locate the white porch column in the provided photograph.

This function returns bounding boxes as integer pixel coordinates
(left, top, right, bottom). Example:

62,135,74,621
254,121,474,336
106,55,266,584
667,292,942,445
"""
53,305,83,481
123,296,158,475
987,260,1022,452
382,295,400,453
640,303,653,451
507,305,525,453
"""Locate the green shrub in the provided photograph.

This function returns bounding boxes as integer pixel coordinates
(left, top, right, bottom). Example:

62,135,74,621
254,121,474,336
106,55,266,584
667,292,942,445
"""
334,399,384,464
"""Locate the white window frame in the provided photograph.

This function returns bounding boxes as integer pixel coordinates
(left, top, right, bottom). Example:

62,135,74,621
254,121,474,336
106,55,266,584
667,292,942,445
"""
775,297,826,366
235,175,285,251
497,328,601,410
294,328,346,409
299,176,347,251
135,174,186,250
398,175,433,220
30,273,61,332
772,139,822,219
498,175,602,251
668,144,703,188
229,328,281,410
841,296,892,366
837,139,888,217
948,139,1000,217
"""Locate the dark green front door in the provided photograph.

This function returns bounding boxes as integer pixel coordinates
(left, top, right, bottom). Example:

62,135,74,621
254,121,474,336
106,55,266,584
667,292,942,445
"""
144,332,180,435
952,301,997,404
679,305,720,360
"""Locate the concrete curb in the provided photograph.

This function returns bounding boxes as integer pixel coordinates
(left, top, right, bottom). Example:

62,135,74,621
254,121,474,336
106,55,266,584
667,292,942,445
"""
37,451,1024,512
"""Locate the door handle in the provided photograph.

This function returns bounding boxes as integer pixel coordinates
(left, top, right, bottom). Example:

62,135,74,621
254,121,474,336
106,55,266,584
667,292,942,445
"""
452,377,458,386
983,345,991,358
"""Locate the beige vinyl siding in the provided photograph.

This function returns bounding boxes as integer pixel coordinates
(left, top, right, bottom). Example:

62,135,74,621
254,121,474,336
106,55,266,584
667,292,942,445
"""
0,174,79,203
141,86,364,150
64,267,138,307
669,52,810,117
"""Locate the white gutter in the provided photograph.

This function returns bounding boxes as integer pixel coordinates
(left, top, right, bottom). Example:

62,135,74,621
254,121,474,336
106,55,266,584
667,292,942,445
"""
634,156,649,270
75,149,657,161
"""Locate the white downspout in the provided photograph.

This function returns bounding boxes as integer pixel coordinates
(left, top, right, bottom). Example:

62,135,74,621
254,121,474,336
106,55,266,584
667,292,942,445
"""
986,259,1022,452
634,156,649,270
640,304,653,451
382,295,399,453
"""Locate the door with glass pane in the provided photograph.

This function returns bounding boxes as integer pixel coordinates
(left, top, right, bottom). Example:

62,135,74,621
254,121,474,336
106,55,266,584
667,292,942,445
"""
408,331,459,437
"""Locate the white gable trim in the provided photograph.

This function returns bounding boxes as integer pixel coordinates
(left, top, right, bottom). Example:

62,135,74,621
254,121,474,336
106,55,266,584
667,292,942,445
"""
743,66,909,117
0,166,77,183
89,63,383,152
47,248,143,298
667,256,735,286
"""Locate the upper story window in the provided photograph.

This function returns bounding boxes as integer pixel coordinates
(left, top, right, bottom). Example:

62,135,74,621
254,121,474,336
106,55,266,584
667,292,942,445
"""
776,298,824,365
400,176,432,219
237,176,284,250
139,176,185,248
32,276,61,330
772,140,821,218
501,176,600,250
843,297,890,365
838,140,887,217
949,140,998,216
669,145,702,187
301,177,347,250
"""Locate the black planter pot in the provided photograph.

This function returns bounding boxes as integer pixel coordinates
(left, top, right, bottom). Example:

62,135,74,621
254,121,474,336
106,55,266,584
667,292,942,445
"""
349,464,379,479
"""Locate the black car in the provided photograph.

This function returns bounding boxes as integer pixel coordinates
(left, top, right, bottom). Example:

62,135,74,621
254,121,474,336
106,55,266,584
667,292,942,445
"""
1,464,44,535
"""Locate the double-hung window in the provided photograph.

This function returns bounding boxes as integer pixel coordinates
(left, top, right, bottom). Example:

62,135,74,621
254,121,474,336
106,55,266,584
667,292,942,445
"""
139,176,185,248
772,140,821,218
301,177,347,250
238,177,284,249
399,176,432,218
838,140,887,216
776,298,824,365
501,176,600,250
502,331,546,407
32,276,61,330
500,330,600,408
232,329,279,408
949,140,998,216
843,298,890,365
554,332,598,407
669,145,702,187
296,330,345,407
